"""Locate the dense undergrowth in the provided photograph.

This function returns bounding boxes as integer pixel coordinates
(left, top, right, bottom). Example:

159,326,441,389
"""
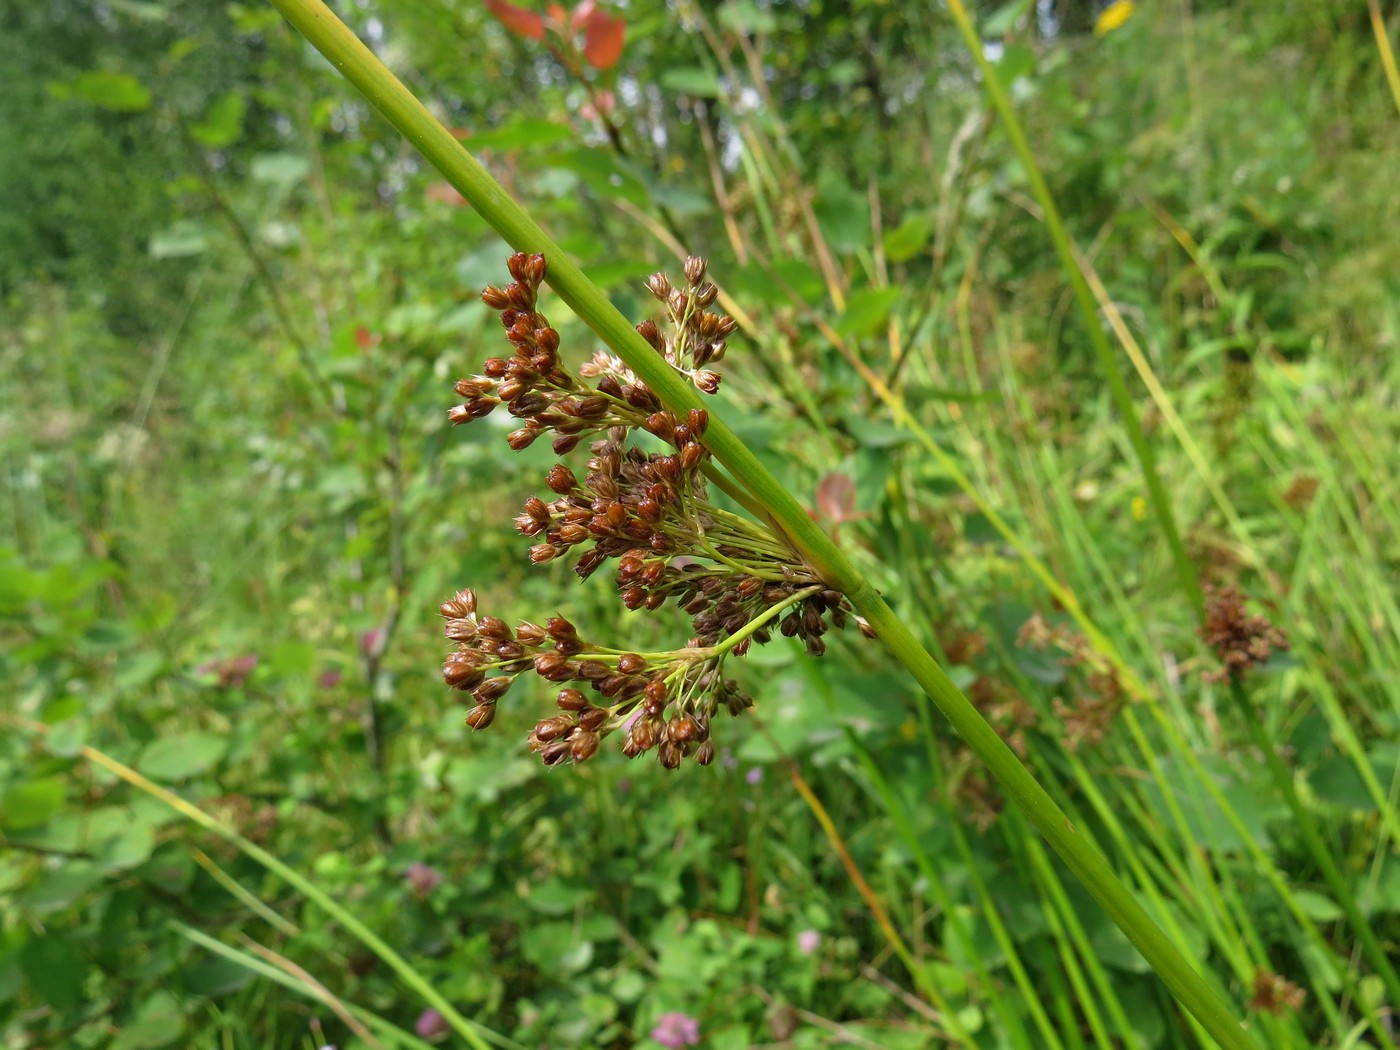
3,2,1399,1047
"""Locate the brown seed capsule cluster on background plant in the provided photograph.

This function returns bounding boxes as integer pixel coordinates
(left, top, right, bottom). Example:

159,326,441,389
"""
441,253,868,769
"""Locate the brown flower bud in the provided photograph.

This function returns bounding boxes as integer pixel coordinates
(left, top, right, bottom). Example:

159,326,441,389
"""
444,618,477,642
658,741,684,770
643,411,675,441
647,273,672,301
694,739,716,765
545,464,577,494
474,676,514,703
679,442,705,470
637,498,662,523
683,256,707,286
534,715,574,743
516,621,547,645
578,706,609,732
540,738,573,766
617,653,647,675
478,616,512,641
448,404,474,426
529,543,559,563
465,703,496,730
631,717,658,750
552,434,582,455
443,653,485,690
557,688,589,711
694,370,721,394
546,618,578,641
597,374,623,398
570,731,601,763
481,285,513,309
670,715,699,743
636,318,665,350
440,590,476,618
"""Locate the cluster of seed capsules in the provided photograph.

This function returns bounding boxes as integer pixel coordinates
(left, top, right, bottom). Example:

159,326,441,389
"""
440,252,866,769
439,587,750,768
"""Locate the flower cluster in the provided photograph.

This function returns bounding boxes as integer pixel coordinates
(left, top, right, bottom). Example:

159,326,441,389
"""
1199,584,1288,683
441,252,867,769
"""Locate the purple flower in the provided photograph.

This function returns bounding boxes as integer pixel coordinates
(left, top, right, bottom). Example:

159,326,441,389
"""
651,1012,700,1048
415,1009,449,1040
405,862,444,897
317,668,343,689
360,627,385,656
745,767,763,785
797,929,821,955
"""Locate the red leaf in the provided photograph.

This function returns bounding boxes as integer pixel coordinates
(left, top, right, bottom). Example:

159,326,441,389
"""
484,0,545,40
581,7,625,70
355,325,375,349
815,472,857,523
425,181,467,206
569,0,596,30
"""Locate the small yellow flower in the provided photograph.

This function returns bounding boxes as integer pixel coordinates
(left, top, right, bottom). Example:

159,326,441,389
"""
899,719,919,742
1094,0,1134,37
1131,497,1147,521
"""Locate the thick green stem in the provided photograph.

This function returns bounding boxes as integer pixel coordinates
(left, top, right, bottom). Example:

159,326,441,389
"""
264,2,1255,1045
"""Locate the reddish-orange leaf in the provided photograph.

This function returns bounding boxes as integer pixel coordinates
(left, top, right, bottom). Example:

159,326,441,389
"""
425,181,467,206
581,6,625,70
815,472,857,523
484,0,545,40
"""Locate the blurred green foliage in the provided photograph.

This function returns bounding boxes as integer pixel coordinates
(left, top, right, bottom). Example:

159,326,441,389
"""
2,1,1399,1048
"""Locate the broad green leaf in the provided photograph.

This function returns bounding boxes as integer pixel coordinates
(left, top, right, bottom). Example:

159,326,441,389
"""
812,168,869,255
660,67,721,97
191,92,245,147
993,44,1036,91
1,778,65,831
249,152,309,188
111,990,183,1050
138,733,227,780
465,119,574,152
882,212,932,262
148,222,207,259
20,933,88,1011
20,860,106,914
834,287,901,337
54,71,153,112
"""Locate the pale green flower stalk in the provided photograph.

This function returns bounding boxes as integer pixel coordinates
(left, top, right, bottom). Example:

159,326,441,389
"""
263,2,1258,1045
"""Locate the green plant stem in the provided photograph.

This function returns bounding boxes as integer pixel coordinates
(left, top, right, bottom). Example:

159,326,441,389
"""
942,0,1202,619
263,3,1256,1045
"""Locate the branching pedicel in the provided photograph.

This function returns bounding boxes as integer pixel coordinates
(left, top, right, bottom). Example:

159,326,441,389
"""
440,252,868,769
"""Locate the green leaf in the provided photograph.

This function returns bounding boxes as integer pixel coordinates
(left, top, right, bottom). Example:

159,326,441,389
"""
466,119,574,152
19,860,106,914
148,221,208,259
813,168,869,255
138,733,227,780
993,44,1036,91
1,778,66,831
20,932,88,1011
983,0,1032,35
1294,890,1344,922
882,212,932,262
835,287,901,337
660,67,721,97
191,92,245,147
55,71,153,112
111,990,184,1049
98,823,156,872
250,152,310,188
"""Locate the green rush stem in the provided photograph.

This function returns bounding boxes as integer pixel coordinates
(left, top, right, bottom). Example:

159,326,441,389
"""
942,0,1203,620
265,3,1254,1045
701,461,771,519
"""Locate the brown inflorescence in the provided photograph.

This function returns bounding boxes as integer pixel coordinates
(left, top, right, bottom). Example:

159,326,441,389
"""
1199,584,1289,684
440,253,868,769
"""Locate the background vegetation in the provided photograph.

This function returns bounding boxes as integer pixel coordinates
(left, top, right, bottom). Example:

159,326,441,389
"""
3,1,1399,1047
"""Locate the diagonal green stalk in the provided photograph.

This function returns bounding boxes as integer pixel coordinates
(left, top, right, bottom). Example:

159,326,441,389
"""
942,0,1203,618
263,3,1256,1045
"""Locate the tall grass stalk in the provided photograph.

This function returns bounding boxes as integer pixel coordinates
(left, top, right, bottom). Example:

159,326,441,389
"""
261,1,1258,1045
